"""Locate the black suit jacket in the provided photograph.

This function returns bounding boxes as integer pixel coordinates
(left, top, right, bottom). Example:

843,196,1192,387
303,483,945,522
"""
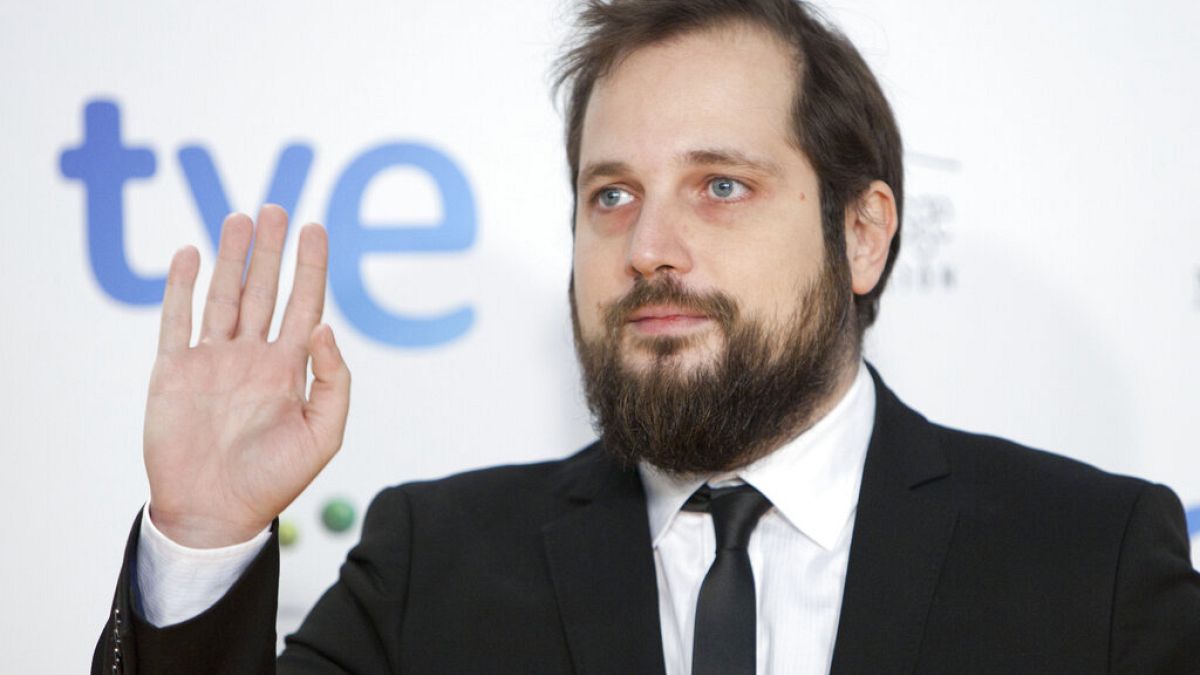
94,370,1200,674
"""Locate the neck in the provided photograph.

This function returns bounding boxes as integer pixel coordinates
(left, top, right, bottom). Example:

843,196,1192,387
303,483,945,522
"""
753,349,862,465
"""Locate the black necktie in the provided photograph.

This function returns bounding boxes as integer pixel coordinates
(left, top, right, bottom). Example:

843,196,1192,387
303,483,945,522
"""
685,484,773,675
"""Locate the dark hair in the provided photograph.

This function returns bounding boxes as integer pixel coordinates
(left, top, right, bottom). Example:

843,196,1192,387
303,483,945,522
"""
554,0,904,331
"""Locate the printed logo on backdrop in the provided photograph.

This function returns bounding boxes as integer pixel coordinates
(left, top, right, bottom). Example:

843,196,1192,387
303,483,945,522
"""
59,99,477,348
1189,506,1200,570
1187,256,1198,557
892,152,961,292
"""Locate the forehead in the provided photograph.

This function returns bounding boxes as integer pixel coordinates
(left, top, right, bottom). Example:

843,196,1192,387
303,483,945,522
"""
579,22,799,173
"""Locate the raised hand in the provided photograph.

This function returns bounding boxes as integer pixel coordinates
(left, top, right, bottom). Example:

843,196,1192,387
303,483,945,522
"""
144,205,351,548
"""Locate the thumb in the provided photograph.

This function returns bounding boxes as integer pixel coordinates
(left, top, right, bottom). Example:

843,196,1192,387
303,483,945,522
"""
304,324,351,456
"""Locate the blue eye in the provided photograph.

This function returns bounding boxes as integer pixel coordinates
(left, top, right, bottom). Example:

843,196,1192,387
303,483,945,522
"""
597,187,633,209
708,177,747,200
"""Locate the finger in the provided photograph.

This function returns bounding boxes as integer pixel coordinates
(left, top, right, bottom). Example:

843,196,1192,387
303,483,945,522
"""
278,223,328,349
236,204,289,339
200,213,254,341
304,324,351,457
158,246,200,354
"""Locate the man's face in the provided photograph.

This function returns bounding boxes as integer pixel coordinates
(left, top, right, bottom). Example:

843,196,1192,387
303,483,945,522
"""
572,22,830,376
570,22,857,473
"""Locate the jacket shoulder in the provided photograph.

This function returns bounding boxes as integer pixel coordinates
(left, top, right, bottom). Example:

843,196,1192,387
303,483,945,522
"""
393,441,603,497
923,422,1161,537
932,423,1150,499
365,442,612,534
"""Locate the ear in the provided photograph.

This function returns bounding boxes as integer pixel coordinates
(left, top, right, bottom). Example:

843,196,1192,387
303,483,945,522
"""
843,180,899,296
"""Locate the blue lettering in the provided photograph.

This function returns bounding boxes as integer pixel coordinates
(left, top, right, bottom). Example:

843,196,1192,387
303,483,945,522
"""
61,101,480,348
178,143,313,262
60,100,160,304
1187,505,1200,540
326,143,476,347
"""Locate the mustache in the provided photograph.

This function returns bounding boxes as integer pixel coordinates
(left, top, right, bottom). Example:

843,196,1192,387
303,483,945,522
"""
602,275,738,335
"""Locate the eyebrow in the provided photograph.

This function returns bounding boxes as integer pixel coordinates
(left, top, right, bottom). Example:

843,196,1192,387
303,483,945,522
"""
576,148,782,190
576,161,631,191
682,148,782,176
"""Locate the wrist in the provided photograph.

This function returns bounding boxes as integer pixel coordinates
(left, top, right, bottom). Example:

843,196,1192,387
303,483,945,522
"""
147,504,270,549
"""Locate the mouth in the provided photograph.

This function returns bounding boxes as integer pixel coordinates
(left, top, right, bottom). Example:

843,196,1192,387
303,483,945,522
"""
626,305,712,336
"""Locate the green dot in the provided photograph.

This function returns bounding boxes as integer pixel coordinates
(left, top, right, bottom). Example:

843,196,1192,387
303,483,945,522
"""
321,498,356,534
278,520,299,548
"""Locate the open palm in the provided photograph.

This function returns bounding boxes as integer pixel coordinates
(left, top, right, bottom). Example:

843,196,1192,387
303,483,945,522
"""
144,206,350,548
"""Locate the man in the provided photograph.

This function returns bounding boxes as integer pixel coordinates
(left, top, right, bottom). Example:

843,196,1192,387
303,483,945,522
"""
94,0,1200,673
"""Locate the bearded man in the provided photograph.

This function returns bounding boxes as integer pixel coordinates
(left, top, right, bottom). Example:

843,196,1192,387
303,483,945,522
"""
94,1,1200,673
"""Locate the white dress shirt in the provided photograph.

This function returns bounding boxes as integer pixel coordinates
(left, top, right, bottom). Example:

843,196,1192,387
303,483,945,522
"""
641,361,875,675
137,362,876,675
136,506,271,624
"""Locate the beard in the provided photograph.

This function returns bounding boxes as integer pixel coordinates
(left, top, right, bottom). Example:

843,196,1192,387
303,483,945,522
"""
571,254,858,476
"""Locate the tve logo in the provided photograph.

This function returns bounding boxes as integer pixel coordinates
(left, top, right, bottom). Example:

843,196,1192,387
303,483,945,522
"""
1189,505,1200,570
59,99,476,348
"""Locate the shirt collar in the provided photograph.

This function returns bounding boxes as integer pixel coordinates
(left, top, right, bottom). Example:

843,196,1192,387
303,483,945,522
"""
639,360,876,551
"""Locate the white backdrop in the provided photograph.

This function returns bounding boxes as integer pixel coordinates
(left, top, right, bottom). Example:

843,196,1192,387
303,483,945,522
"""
1,1,1197,672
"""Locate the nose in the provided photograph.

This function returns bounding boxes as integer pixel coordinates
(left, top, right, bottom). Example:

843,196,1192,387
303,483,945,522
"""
626,197,693,279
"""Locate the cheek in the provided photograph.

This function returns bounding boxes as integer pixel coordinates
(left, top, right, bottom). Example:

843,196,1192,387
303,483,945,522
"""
571,236,620,337
715,215,825,319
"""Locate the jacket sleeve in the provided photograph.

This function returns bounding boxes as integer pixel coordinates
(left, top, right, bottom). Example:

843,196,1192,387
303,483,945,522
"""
92,487,412,675
91,508,280,675
276,486,413,673
1108,482,1200,673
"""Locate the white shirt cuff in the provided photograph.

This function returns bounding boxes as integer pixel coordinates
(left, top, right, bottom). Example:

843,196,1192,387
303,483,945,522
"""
135,501,272,627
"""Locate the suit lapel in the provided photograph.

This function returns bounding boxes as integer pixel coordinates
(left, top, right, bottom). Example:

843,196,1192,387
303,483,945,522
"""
830,368,959,674
543,447,667,675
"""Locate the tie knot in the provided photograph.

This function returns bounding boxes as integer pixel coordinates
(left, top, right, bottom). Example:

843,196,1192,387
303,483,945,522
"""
685,484,773,551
